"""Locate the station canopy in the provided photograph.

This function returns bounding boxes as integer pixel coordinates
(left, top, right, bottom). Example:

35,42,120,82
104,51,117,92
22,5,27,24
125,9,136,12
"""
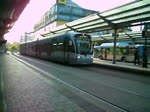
42,0,150,35
92,31,150,44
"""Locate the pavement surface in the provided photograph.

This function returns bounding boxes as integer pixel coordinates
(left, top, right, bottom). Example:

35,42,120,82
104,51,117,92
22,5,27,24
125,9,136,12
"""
0,54,106,112
0,53,150,112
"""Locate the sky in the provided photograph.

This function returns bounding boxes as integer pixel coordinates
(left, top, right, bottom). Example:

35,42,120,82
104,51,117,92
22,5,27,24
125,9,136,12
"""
4,0,135,43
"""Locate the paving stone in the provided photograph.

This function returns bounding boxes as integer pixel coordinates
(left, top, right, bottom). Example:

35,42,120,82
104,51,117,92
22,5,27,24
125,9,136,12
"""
0,55,87,112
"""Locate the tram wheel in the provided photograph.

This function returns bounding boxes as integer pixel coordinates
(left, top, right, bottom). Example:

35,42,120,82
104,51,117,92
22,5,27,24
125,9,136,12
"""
121,57,126,62
99,55,103,60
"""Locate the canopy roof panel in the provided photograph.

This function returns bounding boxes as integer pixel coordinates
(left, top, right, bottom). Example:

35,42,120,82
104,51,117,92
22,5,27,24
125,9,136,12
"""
92,31,150,45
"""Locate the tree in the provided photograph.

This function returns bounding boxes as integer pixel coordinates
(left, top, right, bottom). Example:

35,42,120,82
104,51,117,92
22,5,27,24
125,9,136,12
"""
7,42,20,52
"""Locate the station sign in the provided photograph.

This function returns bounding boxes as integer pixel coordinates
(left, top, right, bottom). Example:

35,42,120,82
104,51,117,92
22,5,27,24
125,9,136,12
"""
57,0,67,4
75,34,91,39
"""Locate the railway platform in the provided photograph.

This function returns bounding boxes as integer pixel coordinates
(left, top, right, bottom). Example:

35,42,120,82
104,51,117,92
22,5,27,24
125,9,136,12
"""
0,53,150,112
93,58,150,75
1,54,112,112
0,54,91,112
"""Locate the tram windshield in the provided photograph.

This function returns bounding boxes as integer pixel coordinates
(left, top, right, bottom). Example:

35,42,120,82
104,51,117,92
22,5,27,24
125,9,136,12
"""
74,34,92,55
75,39,92,55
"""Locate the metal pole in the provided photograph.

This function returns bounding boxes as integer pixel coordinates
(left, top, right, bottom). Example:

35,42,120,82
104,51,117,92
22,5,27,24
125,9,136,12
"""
25,32,27,54
113,29,117,64
143,24,148,68
140,22,143,31
36,38,39,57
145,24,147,48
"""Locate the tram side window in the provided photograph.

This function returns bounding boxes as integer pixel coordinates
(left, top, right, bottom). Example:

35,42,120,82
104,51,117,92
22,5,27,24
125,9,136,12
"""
42,44,46,51
49,43,53,52
57,42,64,51
32,45,36,52
22,45,25,50
52,43,59,51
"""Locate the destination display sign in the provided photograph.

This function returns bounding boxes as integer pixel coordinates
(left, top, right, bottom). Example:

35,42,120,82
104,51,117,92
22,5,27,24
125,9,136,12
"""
75,34,91,39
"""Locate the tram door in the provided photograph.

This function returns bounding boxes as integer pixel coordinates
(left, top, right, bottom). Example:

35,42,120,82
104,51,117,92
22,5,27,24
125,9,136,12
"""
64,40,75,64
64,41,69,63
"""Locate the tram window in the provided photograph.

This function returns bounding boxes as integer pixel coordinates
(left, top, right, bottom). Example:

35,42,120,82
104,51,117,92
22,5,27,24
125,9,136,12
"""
53,43,57,46
79,43,90,52
69,41,72,46
52,38,57,41
66,41,75,52
58,43,63,45
57,42,64,51
32,46,35,51
76,40,92,54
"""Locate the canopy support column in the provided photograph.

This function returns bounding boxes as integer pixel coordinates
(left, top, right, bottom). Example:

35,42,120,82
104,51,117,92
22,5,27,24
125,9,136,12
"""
113,29,117,64
143,24,148,68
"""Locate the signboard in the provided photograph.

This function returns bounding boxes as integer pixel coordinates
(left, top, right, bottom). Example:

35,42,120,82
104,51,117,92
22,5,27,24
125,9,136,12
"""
57,0,66,4
75,34,91,39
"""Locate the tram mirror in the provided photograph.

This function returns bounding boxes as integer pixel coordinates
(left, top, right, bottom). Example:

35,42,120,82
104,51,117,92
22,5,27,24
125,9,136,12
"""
69,41,72,46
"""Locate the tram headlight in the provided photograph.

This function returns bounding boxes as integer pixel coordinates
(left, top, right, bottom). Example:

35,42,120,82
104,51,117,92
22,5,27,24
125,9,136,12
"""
77,56,81,59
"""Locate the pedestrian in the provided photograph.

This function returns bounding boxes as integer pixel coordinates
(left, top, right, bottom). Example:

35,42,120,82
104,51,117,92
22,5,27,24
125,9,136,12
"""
134,48,140,65
104,50,107,60
142,48,147,68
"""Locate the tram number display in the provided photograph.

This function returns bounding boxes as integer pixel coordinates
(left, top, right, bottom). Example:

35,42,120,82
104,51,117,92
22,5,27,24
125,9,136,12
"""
75,34,91,39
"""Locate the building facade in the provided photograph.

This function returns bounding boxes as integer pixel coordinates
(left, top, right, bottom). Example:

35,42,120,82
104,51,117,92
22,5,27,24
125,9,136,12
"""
31,0,98,40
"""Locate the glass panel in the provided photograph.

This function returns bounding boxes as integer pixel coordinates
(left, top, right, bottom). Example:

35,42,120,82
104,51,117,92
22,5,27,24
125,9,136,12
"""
71,16,81,21
73,19,104,29
107,7,150,20
52,24,67,31
72,7,83,16
55,29,70,33
101,1,148,16
77,23,108,31
57,14,70,21
113,14,150,23
75,39,92,55
68,14,99,26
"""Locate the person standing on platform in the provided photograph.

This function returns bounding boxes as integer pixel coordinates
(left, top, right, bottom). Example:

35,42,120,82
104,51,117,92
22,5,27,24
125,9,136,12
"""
134,48,140,65
142,48,147,68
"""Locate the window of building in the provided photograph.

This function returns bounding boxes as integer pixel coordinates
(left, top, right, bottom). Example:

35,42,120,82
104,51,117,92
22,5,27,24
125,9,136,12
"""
72,8,83,15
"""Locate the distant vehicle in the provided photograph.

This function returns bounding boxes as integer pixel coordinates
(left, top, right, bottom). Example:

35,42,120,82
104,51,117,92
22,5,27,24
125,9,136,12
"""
94,42,146,62
20,32,93,64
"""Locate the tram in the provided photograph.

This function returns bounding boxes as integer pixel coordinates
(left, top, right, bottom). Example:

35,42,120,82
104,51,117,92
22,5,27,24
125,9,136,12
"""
20,32,93,64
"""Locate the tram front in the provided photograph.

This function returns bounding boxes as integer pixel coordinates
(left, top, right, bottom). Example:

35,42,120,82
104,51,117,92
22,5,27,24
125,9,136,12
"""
74,34,93,64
